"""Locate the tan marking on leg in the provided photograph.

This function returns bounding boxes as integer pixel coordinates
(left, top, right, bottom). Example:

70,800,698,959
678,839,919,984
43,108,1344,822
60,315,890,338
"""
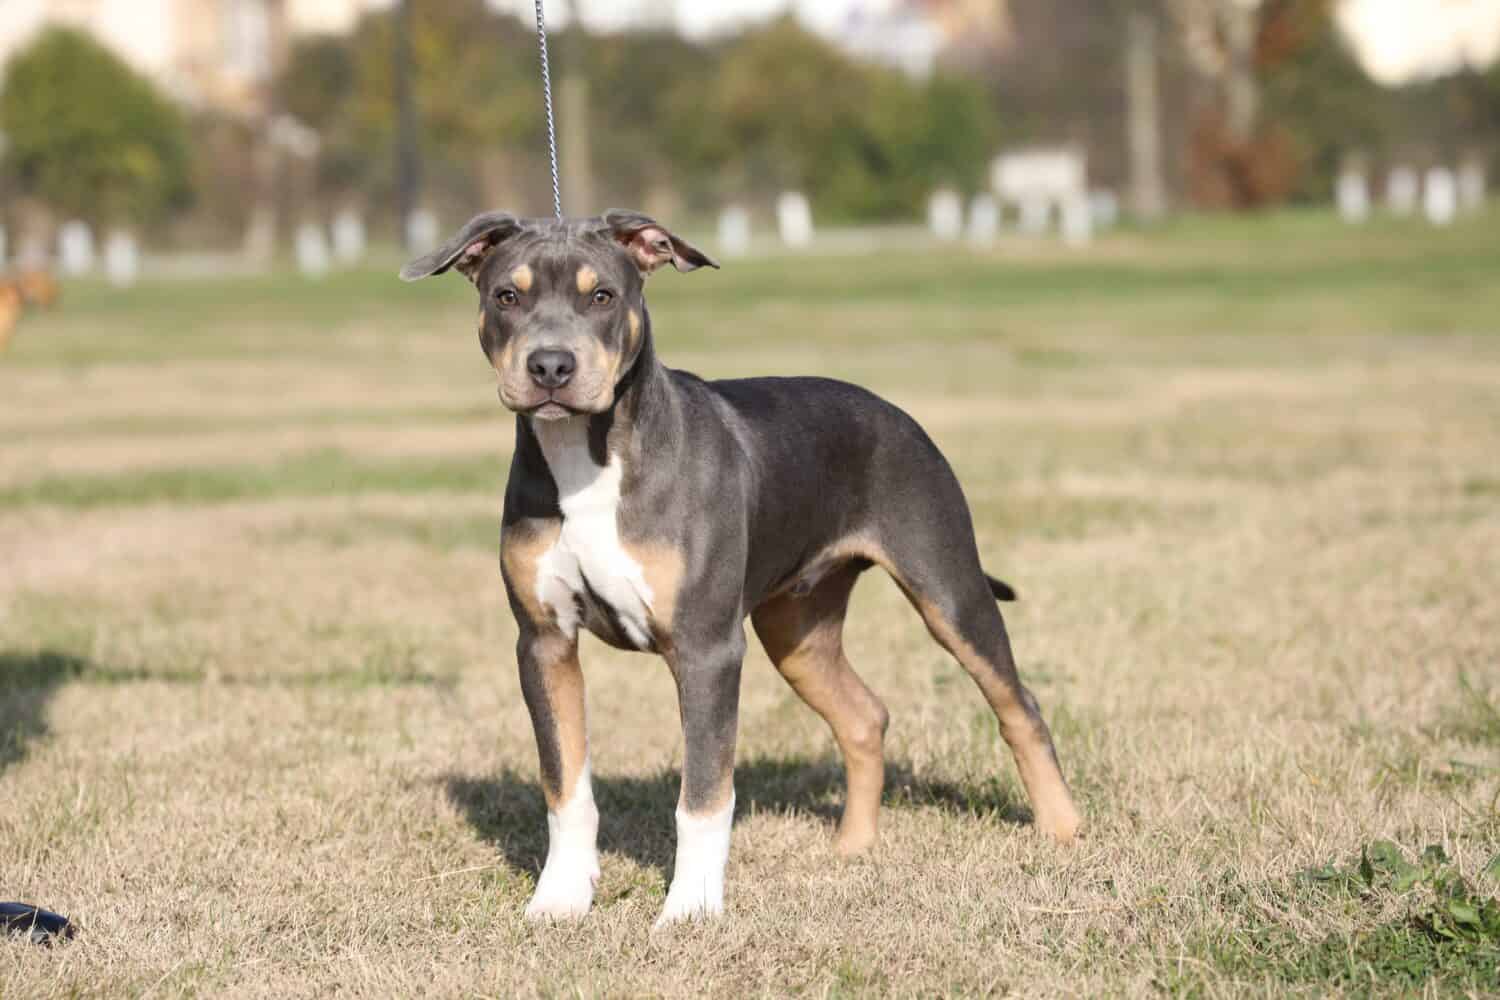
501,520,561,623
815,535,1080,842
911,596,1081,843
537,635,589,812
753,566,888,855
511,264,534,293
575,266,598,294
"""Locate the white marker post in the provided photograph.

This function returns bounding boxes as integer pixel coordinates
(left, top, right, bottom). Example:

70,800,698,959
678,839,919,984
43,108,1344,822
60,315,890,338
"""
1386,166,1419,217
927,188,963,242
1336,169,1370,224
1458,159,1487,214
295,222,331,279
1424,167,1457,227
332,209,367,265
406,209,439,255
717,205,751,258
1089,190,1119,230
58,221,95,276
1060,194,1093,247
966,194,999,247
103,231,140,287
776,192,814,248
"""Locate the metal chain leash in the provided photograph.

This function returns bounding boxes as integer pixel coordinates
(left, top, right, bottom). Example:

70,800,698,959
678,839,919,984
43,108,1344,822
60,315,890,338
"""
533,0,563,220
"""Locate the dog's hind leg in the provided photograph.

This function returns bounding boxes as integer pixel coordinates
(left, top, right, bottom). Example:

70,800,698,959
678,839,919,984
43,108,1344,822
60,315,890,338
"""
752,564,890,855
897,564,1081,843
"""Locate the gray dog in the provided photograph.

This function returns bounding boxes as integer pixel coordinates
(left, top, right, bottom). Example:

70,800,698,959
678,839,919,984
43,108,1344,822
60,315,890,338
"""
402,210,1080,927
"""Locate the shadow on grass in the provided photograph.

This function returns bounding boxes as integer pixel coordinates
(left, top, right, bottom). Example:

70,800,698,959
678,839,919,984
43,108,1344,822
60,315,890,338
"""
0,650,87,773
1,647,455,772
443,755,1031,880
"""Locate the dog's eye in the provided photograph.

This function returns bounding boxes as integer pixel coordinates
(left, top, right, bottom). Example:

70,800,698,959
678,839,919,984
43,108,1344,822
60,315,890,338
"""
592,289,614,307
496,289,518,307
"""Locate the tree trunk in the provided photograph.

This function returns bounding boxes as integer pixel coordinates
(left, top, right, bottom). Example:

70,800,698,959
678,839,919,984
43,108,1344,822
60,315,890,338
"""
1126,9,1168,220
1222,0,1259,144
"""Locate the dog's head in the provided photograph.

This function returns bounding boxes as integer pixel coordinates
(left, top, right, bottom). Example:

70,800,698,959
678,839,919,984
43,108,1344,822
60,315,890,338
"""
401,210,717,420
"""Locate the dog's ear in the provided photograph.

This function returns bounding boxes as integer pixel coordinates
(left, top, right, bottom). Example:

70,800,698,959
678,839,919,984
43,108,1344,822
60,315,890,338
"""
399,212,523,283
603,209,719,276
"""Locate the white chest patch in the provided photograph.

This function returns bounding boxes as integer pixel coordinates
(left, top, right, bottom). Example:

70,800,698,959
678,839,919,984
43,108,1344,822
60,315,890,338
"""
532,418,655,648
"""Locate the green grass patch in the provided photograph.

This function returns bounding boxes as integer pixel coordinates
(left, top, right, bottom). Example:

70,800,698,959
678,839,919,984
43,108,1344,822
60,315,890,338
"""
1167,841,1500,996
0,649,453,691
0,447,508,509
268,510,500,554
7,208,1500,369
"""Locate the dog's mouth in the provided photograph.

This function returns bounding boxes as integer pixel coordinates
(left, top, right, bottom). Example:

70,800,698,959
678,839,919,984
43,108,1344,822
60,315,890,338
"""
527,399,575,422
500,388,587,421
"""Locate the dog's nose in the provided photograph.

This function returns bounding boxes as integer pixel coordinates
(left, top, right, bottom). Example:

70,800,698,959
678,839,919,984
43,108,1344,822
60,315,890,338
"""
526,349,576,389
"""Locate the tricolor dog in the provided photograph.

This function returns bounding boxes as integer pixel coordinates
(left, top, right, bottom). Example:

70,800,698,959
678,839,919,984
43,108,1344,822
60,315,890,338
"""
401,211,1081,928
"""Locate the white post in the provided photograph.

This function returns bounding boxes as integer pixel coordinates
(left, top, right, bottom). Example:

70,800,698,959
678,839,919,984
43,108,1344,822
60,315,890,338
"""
332,209,367,265
405,209,439,256
1424,167,1457,226
966,194,999,247
103,231,140,287
1060,194,1093,247
1386,166,1419,216
927,188,963,242
1018,197,1050,236
1336,169,1370,224
1089,190,1119,230
58,221,95,276
776,192,813,248
1458,159,1487,214
717,205,751,258
295,222,331,279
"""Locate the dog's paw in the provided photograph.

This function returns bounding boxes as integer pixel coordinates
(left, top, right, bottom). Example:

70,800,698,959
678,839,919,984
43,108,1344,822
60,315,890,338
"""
524,853,600,922
652,880,724,930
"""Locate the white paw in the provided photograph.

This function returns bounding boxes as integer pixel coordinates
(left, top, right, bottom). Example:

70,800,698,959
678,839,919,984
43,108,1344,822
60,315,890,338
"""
653,879,724,929
652,794,734,930
524,851,600,921
525,772,601,922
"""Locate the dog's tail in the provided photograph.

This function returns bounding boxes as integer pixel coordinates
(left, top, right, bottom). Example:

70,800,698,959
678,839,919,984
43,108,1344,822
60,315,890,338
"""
985,573,1017,602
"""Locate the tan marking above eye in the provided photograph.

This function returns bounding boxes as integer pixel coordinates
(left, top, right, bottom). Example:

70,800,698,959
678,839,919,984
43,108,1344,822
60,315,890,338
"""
576,266,599,295
511,265,534,293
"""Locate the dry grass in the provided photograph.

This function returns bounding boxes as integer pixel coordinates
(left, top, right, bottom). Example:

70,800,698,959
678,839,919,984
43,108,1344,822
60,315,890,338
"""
3,214,1500,997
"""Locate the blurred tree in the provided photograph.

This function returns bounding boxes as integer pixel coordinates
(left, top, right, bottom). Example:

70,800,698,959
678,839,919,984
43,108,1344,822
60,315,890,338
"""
986,0,1195,201
0,27,192,228
279,10,999,223
279,0,543,226
1255,0,1390,202
673,18,996,219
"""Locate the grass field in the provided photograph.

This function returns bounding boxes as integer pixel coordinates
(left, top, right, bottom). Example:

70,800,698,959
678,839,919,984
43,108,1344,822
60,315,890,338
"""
3,211,1500,997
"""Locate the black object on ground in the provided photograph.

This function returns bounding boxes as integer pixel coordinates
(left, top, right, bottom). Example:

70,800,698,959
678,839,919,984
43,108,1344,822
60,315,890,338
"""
1,903,75,944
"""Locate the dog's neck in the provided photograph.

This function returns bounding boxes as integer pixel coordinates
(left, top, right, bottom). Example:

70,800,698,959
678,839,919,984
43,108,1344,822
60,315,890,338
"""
516,301,681,495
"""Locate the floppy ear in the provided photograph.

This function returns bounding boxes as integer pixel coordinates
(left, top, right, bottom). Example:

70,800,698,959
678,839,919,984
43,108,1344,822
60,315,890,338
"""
399,212,522,283
603,209,719,276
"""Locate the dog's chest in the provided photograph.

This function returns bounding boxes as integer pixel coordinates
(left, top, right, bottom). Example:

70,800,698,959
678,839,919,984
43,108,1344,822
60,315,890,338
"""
532,422,655,649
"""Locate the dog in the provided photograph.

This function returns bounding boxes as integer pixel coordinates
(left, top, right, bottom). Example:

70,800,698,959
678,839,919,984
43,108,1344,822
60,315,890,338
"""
0,283,21,353
402,210,1081,928
15,270,59,309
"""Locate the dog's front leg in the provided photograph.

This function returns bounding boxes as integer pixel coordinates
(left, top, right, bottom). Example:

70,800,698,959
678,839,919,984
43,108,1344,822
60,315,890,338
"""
517,627,599,921
655,630,746,928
